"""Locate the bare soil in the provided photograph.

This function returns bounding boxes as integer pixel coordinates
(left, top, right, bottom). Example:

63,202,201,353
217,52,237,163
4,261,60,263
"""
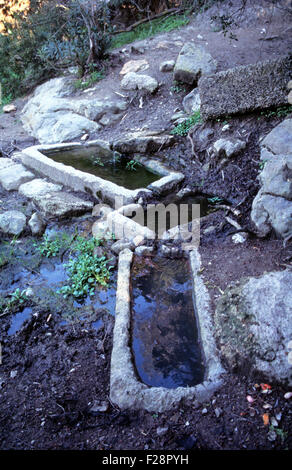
0,0,291,452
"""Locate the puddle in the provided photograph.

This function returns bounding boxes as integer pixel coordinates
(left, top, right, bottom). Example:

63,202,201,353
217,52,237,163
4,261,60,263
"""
8,307,33,336
44,147,160,190
131,256,205,388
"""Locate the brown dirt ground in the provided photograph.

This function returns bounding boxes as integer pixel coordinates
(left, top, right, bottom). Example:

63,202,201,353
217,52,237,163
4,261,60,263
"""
0,0,292,453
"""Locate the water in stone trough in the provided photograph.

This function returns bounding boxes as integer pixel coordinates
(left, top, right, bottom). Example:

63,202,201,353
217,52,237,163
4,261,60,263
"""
131,256,205,389
44,147,160,190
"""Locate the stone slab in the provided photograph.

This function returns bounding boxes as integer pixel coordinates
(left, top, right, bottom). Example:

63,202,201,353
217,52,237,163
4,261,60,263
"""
199,54,292,119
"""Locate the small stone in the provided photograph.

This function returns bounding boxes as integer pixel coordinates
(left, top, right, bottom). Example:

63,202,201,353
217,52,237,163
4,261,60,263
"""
267,430,277,442
159,60,175,72
28,212,46,236
89,401,109,415
202,408,208,414
120,59,149,75
232,232,248,244
10,370,18,378
3,104,17,113
25,288,34,298
81,133,89,141
214,407,222,418
156,426,169,436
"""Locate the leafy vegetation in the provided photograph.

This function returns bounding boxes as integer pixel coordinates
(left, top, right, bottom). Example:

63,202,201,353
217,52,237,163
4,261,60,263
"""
58,236,112,299
74,69,106,90
35,232,71,258
110,12,190,50
0,0,112,101
257,105,292,120
171,110,202,136
0,288,28,316
126,159,142,171
170,81,187,94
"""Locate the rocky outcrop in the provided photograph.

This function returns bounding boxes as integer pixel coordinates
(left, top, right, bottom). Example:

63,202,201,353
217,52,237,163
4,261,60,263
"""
173,43,217,85
251,119,292,240
199,54,292,119
215,270,292,386
21,77,127,144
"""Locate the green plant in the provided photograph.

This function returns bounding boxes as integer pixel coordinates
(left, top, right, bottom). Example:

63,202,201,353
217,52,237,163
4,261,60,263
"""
59,236,112,299
0,288,28,316
35,233,71,258
257,105,292,120
269,425,288,443
126,160,141,171
170,81,186,94
207,196,224,204
74,69,106,90
92,155,105,167
171,110,202,136
259,159,268,170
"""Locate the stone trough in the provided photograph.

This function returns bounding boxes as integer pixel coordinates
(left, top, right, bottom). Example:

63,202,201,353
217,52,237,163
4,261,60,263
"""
110,248,225,412
20,140,184,207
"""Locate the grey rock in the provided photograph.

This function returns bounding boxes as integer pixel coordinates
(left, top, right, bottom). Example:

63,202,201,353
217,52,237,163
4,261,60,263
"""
135,245,154,256
159,60,175,72
174,43,217,85
251,190,292,239
213,138,246,158
121,72,158,93
215,270,292,386
258,154,292,200
21,77,127,144
28,212,46,236
199,54,292,119
251,120,292,240
261,119,292,155
111,239,134,255
0,164,35,191
112,131,174,154
0,158,15,171
183,89,201,114
0,210,26,235
19,178,63,199
35,192,93,218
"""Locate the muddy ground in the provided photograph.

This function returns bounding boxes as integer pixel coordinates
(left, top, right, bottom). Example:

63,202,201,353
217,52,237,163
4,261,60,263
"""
0,0,292,452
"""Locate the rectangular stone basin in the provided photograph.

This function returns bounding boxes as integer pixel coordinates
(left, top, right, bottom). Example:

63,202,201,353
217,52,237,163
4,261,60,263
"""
21,141,184,206
110,248,225,412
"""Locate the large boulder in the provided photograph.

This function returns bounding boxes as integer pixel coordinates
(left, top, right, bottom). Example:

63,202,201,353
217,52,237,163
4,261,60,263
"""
215,270,292,386
251,119,292,240
21,77,127,144
173,43,217,85
199,54,292,119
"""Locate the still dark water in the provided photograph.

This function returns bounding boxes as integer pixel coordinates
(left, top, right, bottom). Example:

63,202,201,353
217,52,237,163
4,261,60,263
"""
131,256,205,388
45,148,160,190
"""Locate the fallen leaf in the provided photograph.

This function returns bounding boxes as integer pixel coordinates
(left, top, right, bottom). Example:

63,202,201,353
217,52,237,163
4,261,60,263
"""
262,413,269,426
260,383,272,391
